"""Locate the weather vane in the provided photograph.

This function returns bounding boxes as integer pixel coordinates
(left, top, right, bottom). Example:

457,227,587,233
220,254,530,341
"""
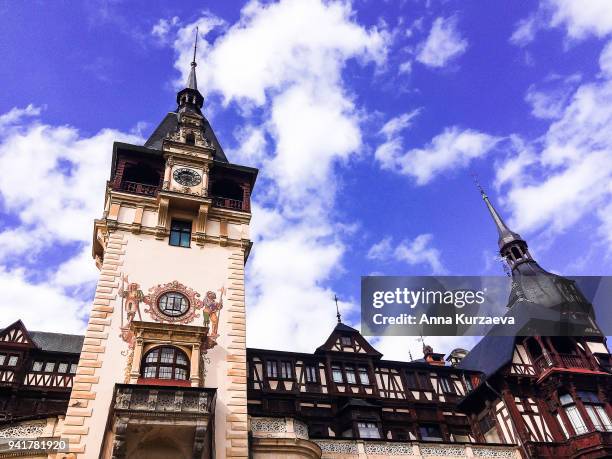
334,294,341,323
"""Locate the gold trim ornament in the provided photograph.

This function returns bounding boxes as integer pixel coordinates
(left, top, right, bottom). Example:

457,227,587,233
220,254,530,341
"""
143,281,204,324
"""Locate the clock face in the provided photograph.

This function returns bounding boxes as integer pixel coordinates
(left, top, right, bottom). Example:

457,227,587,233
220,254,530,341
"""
173,168,202,187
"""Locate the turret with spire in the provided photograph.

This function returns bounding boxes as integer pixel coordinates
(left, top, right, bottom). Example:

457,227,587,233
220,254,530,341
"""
176,27,204,116
476,180,594,317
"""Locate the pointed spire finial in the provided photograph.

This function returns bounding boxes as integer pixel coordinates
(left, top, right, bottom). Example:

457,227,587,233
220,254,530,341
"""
185,27,199,90
334,294,342,323
471,172,524,250
192,26,199,66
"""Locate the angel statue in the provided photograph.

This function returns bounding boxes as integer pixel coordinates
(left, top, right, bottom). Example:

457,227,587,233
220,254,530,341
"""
203,287,225,337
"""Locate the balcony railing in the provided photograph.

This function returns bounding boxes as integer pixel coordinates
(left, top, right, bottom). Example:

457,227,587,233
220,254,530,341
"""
113,383,216,417
212,196,247,211
533,352,592,374
119,181,159,197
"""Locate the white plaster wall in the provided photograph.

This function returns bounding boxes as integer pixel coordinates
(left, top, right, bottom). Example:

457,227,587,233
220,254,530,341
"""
85,229,238,458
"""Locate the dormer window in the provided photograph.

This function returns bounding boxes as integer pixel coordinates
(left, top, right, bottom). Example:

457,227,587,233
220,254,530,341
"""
340,336,352,346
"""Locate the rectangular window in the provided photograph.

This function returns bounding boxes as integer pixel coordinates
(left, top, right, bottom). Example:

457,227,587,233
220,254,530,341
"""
345,368,357,384
7,356,18,367
280,361,292,379
158,366,173,379
0,354,5,365
266,361,278,378
160,348,174,363
440,377,455,394
57,363,68,373
340,336,352,346
358,367,370,385
143,366,156,378
169,219,192,247
305,365,317,383
565,404,588,435
464,376,474,392
70,363,78,374
32,361,43,372
332,366,343,383
357,422,380,439
419,424,443,441
175,368,188,380
44,362,55,372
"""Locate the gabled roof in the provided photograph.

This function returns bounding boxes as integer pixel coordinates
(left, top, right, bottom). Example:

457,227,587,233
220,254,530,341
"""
30,332,84,354
0,321,83,354
0,320,35,347
315,322,383,358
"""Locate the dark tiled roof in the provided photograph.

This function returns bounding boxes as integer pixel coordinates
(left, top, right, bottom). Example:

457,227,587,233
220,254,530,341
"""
30,331,84,354
144,112,228,162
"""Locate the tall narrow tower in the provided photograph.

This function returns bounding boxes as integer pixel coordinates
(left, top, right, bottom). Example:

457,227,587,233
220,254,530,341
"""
62,42,257,459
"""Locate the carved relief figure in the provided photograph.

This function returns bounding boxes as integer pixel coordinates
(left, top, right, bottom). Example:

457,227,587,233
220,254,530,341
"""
203,287,225,337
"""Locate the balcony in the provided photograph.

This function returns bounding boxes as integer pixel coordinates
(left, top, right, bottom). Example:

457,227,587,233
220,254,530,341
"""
113,383,215,416
212,196,249,212
533,352,594,375
108,384,216,459
119,180,159,197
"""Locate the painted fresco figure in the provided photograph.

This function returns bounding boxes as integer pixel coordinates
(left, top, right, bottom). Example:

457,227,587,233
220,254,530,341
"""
119,275,144,330
203,287,225,337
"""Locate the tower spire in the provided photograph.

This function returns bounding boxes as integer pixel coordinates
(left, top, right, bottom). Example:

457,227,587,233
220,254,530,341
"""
472,174,533,269
472,174,524,250
186,27,199,90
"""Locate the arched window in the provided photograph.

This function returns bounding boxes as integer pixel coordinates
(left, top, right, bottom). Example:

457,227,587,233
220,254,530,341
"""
185,132,195,145
141,346,189,380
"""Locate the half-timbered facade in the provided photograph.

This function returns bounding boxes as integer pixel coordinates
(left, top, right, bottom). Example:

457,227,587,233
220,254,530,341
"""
0,320,82,422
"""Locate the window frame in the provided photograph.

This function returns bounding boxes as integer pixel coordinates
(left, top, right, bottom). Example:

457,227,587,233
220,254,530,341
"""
357,421,381,439
559,393,588,435
169,219,192,248
266,360,278,378
158,291,190,317
141,346,190,381
305,364,318,384
279,361,293,380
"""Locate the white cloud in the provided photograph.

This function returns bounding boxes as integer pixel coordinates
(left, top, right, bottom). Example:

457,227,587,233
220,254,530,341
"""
169,0,388,352
416,16,468,68
511,0,612,46
0,105,141,331
524,73,581,119
368,234,446,274
151,16,180,42
0,104,42,130
496,42,612,251
549,0,612,40
510,14,539,46
376,125,501,185
0,268,87,334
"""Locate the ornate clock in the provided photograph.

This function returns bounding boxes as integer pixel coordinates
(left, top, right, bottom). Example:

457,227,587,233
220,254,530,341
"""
173,168,202,186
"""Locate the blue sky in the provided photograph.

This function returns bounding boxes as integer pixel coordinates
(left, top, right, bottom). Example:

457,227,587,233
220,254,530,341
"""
1,0,612,360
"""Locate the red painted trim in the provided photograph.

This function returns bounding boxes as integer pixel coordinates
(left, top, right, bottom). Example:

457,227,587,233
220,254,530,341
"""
536,367,609,384
137,377,191,387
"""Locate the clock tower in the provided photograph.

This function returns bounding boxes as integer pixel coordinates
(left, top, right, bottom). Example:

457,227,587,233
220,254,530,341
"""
60,44,257,459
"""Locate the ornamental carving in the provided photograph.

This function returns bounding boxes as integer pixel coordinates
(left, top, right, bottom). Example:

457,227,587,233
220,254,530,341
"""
143,281,204,324
0,421,45,438
313,440,359,454
294,420,309,439
250,417,287,436
420,444,466,456
472,448,516,458
364,442,413,455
